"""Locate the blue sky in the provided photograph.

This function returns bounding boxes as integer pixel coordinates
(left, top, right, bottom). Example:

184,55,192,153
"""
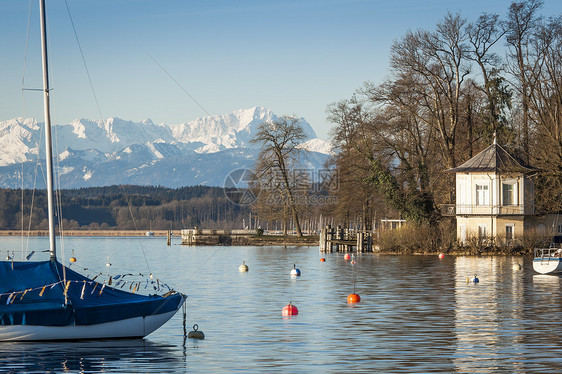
1,0,560,140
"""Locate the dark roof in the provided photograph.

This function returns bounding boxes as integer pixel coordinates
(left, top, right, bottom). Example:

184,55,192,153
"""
445,142,536,174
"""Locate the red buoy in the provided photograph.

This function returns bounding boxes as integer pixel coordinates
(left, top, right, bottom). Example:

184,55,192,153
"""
320,258,326,262
282,302,298,316
347,293,361,303
438,253,445,259
344,253,350,260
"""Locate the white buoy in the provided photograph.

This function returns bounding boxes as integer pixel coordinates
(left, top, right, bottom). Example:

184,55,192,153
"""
239,260,249,272
290,264,301,276
106,256,111,267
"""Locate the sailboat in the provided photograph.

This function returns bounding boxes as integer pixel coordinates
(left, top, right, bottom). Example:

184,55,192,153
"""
0,0,186,341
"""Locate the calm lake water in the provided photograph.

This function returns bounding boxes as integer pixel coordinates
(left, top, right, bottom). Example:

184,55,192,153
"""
0,236,561,373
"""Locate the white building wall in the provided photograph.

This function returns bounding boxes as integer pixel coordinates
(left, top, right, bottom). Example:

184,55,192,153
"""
454,171,543,243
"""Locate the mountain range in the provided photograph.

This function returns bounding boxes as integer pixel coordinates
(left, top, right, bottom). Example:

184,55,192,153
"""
0,107,332,188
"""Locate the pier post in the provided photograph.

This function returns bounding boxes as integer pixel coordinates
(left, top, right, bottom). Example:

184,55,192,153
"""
336,226,343,252
357,232,364,253
320,227,326,252
326,225,333,252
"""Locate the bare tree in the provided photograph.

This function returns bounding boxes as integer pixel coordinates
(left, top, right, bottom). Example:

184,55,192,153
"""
326,98,386,229
386,12,471,169
526,15,562,213
250,116,305,236
467,12,513,143
325,4,561,230
505,0,544,162
327,94,438,225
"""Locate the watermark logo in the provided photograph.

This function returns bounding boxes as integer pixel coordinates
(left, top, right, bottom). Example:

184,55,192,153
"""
223,167,339,206
223,168,259,206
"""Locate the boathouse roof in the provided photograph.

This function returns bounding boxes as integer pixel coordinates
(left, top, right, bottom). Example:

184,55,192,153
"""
445,140,536,174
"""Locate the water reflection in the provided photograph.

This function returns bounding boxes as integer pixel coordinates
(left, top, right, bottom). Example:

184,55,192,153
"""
532,274,560,291
0,339,186,373
4,237,562,372
453,256,562,373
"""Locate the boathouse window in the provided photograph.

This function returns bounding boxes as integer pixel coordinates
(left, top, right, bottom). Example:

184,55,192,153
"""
476,184,489,206
478,225,487,239
502,183,515,206
506,224,514,241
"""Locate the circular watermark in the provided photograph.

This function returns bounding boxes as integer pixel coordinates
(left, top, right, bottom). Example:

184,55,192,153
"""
223,168,259,206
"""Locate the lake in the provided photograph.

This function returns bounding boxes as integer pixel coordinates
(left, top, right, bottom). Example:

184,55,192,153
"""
0,236,561,373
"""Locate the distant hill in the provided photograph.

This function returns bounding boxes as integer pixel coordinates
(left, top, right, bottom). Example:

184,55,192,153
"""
0,185,250,230
0,107,332,188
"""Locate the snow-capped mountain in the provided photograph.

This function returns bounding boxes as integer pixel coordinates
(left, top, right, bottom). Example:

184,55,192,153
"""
0,107,332,188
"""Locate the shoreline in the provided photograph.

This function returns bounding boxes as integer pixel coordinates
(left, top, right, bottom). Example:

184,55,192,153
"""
0,230,180,237
0,230,321,245
0,231,533,254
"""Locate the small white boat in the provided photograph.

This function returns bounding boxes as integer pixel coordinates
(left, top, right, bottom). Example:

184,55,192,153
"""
533,236,562,274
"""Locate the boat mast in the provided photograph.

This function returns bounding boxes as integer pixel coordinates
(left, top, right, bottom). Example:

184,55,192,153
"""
39,0,57,261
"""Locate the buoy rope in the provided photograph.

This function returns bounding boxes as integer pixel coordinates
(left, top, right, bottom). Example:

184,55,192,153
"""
177,246,223,288
182,301,187,338
351,254,358,294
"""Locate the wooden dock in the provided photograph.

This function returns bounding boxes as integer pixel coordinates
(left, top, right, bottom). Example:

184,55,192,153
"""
181,228,257,245
319,225,374,253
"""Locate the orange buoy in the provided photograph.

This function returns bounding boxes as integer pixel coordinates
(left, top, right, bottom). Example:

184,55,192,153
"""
344,253,350,260
438,253,445,259
320,258,326,262
282,302,299,316
347,293,361,303
70,257,76,263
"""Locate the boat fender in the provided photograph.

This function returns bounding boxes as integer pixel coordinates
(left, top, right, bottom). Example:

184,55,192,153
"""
188,324,205,339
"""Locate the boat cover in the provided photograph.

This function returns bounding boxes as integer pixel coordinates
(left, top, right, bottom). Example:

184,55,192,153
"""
0,260,184,326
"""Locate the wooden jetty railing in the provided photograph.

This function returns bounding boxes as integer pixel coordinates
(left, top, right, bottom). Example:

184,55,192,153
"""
319,225,373,253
